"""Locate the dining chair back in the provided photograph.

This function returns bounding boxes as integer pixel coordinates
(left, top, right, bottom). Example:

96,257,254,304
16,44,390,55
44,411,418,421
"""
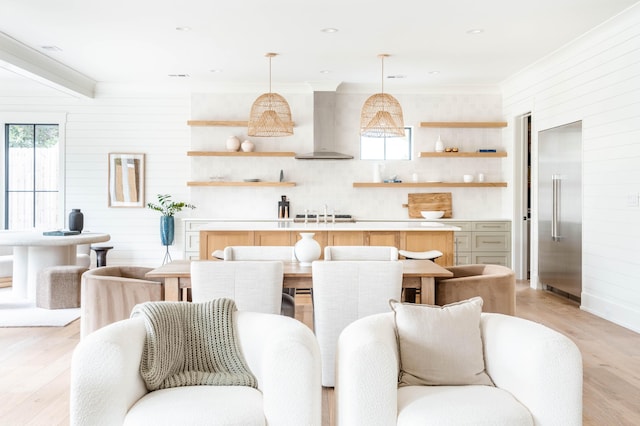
312,260,403,386
324,245,398,261
190,260,283,315
222,246,296,317
223,245,296,262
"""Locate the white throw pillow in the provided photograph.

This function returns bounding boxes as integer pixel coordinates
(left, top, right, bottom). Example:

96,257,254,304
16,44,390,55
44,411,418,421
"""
390,297,494,386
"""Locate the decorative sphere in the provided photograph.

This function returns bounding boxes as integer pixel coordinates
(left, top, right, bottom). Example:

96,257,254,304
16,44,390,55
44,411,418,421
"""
226,136,241,151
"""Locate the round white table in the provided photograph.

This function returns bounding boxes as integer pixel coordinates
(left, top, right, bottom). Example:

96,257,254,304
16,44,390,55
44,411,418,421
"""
0,231,110,301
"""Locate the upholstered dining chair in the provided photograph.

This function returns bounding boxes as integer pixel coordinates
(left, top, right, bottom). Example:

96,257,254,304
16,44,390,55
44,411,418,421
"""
70,309,322,425
222,246,296,317
324,245,398,261
312,260,403,387
190,260,284,315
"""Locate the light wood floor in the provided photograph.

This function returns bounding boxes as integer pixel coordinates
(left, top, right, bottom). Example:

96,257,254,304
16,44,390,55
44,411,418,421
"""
1,282,639,425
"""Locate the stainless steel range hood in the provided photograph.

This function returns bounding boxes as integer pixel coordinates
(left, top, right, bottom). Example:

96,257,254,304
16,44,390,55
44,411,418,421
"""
295,91,353,160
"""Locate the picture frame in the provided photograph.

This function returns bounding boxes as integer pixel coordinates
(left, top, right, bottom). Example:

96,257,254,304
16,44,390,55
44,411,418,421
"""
108,153,145,207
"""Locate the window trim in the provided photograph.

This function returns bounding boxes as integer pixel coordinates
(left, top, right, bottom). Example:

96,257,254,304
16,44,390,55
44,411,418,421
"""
1,112,67,229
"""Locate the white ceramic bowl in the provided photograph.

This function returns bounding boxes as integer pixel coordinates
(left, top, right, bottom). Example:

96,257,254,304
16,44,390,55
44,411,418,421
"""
421,210,445,219
463,174,474,183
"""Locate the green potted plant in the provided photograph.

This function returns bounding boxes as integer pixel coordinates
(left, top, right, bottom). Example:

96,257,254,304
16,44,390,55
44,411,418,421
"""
147,194,196,247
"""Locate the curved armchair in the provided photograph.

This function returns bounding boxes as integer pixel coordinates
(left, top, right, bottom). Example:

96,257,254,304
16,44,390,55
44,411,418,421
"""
80,266,163,338
70,310,322,426
436,264,516,315
0,246,12,286
336,312,583,426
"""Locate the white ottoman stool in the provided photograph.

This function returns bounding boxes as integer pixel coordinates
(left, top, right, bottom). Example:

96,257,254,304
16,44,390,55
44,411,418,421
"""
37,265,88,309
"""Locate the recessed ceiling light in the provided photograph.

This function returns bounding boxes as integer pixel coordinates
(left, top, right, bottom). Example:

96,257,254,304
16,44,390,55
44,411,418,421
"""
320,70,331,74
466,28,484,34
175,26,192,32
428,70,440,75
168,74,190,78
210,69,223,73
321,28,339,33
40,45,62,52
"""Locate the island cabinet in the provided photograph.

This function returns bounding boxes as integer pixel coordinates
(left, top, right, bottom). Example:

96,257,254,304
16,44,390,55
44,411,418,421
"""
197,229,454,266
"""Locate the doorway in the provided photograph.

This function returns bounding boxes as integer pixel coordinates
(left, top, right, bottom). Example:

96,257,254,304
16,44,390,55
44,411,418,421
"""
513,113,531,281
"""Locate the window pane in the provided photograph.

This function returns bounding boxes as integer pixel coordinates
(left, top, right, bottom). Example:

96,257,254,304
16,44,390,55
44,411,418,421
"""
35,125,59,190
7,125,34,190
7,192,34,229
35,191,59,229
361,137,385,160
360,127,412,160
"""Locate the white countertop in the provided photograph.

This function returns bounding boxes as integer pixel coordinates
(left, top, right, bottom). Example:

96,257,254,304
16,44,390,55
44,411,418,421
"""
186,220,461,232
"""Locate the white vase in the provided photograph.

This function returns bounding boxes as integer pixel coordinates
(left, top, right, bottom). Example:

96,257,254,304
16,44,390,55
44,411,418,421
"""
241,140,255,152
435,135,444,152
372,163,381,183
294,233,321,266
226,136,241,152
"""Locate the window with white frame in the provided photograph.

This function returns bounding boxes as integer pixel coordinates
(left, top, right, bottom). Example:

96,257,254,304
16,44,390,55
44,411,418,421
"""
4,123,60,229
360,127,413,160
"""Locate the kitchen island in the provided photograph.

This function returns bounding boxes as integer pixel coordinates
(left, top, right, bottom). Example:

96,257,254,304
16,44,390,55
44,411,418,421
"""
185,220,461,266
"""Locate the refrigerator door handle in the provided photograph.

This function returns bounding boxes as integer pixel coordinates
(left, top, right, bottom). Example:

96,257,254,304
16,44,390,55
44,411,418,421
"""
552,174,561,241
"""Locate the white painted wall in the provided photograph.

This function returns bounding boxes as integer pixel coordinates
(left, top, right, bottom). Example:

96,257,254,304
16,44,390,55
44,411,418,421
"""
0,83,192,267
189,90,508,221
501,3,640,332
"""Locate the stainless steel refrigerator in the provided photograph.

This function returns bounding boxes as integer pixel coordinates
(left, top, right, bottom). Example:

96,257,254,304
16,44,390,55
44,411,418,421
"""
538,121,582,300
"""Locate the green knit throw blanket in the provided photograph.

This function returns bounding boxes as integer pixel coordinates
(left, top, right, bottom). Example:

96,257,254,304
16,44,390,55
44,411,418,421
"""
131,298,257,391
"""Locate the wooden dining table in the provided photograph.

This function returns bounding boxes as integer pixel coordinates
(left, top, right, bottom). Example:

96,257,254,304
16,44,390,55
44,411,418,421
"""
146,259,453,304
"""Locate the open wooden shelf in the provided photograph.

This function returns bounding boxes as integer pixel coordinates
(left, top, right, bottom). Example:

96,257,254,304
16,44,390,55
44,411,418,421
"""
187,181,296,187
419,121,508,128
188,151,296,157
353,182,507,188
418,151,507,158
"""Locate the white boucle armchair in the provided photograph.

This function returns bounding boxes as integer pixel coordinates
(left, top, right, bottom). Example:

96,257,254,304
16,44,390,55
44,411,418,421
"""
336,312,583,426
71,310,322,426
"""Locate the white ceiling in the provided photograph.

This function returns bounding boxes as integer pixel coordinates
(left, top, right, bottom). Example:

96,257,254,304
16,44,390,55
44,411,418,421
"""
0,0,638,95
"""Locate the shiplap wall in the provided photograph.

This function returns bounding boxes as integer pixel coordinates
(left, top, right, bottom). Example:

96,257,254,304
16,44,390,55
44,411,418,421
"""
501,3,640,332
0,85,191,267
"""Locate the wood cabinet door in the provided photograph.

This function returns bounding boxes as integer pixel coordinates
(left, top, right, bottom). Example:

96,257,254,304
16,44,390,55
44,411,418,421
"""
199,231,253,259
327,231,364,246
254,231,293,246
401,231,454,266
365,231,400,247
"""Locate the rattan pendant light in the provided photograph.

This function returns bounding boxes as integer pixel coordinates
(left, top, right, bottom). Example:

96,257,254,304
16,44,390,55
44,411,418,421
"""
248,53,293,137
360,54,405,138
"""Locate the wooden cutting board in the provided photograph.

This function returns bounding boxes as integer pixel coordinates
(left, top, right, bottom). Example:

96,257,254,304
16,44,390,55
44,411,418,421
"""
403,192,453,218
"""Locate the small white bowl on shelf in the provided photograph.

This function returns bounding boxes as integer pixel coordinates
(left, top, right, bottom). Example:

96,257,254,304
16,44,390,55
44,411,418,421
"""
420,210,445,219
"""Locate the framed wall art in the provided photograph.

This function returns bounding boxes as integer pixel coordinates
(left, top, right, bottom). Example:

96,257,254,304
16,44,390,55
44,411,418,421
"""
108,152,145,207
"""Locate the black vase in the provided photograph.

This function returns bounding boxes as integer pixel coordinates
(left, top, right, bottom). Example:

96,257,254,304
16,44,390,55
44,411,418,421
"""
69,209,84,232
